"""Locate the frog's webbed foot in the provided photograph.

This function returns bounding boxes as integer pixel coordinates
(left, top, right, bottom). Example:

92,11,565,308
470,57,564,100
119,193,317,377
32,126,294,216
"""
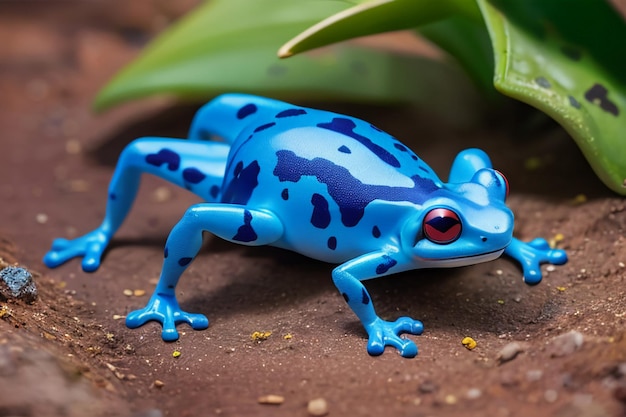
365,317,424,358
43,228,110,272
505,237,568,285
125,293,209,341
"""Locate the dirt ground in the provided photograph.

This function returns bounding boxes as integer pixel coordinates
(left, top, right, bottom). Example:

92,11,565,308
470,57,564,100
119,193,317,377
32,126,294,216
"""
1,2,625,416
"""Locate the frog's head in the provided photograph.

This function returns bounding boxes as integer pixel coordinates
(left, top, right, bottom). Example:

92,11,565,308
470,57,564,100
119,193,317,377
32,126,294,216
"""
401,169,513,268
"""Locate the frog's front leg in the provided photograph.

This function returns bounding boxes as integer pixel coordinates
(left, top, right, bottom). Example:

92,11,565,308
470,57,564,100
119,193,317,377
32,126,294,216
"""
505,237,568,285
43,138,229,272
126,203,283,341
333,253,423,358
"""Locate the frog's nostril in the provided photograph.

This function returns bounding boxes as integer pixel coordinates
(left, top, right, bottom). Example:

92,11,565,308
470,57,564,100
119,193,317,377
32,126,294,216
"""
481,236,488,242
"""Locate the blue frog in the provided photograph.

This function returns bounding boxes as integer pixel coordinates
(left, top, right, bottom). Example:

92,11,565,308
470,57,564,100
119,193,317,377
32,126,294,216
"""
44,93,567,358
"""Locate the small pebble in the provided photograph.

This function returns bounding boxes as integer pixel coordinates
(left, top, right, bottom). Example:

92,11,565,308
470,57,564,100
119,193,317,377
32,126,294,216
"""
153,380,164,388
133,289,146,297
497,342,525,363
526,369,543,382
466,388,482,400
307,398,329,416
0,266,37,303
258,394,284,405
65,140,82,155
123,289,133,297
419,380,438,393
444,394,457,405
549,330,584,358
36,213,48,224
152,186,172,203
544,389,558,403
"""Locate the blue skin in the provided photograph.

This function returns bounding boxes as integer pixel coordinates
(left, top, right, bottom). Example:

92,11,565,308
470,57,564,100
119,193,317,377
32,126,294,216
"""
44,93,567,358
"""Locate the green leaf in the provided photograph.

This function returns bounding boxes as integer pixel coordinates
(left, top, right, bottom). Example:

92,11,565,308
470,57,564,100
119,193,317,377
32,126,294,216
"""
279,0,482,57
478,0,626,194
418,17,495,96
94,0,483,127
279,0,495,96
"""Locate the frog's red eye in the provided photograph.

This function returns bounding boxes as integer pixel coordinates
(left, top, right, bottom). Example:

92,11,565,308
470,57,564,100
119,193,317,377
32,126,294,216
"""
495,170,509,200
423,208,462,244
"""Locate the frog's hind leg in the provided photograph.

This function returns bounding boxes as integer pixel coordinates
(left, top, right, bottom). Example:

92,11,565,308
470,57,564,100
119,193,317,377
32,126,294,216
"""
187,93,296,143
44,138,229,271
126,203,284,341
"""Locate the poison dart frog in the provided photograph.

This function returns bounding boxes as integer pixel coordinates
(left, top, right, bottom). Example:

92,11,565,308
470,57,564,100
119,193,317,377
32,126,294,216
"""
44,93,567,358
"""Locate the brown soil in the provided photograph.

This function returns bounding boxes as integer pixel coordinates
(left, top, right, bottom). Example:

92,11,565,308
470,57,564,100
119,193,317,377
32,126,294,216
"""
1,2,625,416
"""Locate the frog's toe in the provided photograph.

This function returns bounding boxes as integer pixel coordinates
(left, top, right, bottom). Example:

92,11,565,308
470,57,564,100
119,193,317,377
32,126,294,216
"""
183,313,209,330
42,250,64,268
366,336,386,356
160,319,180,342
43,246,86,268
126,294,209,342
527,238,550,250
523,268,542,286
125,306,163,329
50,238,71,251
393,316,424,335
547,248,568,265
365,317,422,358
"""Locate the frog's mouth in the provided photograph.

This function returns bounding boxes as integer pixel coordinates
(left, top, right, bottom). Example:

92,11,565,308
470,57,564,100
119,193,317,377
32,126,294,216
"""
421,248,505,268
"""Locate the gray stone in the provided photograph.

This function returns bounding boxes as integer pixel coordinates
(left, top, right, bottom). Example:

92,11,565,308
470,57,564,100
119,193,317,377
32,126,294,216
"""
0,266,37,303
549,330,584,358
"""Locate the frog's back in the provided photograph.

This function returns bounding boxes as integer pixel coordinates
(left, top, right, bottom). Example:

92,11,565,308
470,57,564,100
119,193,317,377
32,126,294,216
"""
216,96,444,262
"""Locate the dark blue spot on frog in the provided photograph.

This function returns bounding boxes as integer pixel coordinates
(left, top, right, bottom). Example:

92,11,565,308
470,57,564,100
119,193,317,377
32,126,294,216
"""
146,149,180,171
233,210,258,242
222,160,260,205
317,118,400,168
375,255,397,275
210,185,220,199
394,143,408,152
109,192,116,201
327,236,337,250
237,103,257,119
281,188,289,200
274,150,440,227
311,193,331,229
276,108,307,118
338,145,351,154
254,122,276,133
361,288,370,305
372,226,381,238
182,167,206,184
164,247,169,258
178,257,193,267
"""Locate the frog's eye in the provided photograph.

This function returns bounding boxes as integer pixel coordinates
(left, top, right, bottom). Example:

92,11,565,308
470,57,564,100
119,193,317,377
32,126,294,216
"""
494,170,509,200
423,208,462,244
